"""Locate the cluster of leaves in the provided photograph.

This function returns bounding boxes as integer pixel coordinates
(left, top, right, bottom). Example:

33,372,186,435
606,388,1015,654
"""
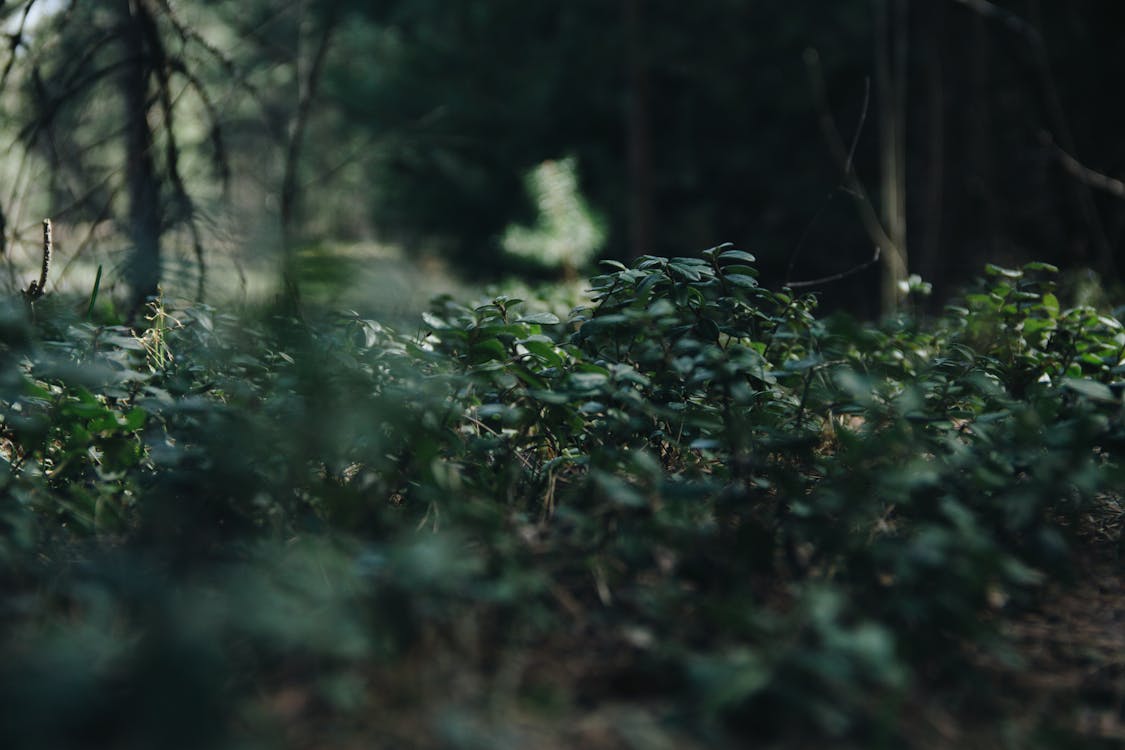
1,253,1122,748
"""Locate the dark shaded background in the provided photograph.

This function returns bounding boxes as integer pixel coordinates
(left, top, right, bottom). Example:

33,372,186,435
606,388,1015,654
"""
8,0,1125,315
333,0,1125,314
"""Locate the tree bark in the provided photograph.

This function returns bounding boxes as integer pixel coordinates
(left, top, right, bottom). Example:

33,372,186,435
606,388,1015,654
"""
875,0,908,315
120,0,162,310
279,1,339,309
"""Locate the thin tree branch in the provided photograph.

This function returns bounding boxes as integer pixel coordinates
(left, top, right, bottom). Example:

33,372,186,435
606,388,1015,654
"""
788,247,881,289
0,0,37,88
1042,132,1125,201
17,59,135,146
280,1,341,306
167,58,230,188
804,48,900,273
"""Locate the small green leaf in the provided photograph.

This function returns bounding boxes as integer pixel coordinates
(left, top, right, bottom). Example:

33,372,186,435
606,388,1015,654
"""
517,312,560,325
528,389,571,405
120,407,146,431
668,262,703,281
984,264,1022,279
1062,377,1117,402
726,274,758,289
519,338,564,367
570,372,609,389
1041,293,1060,317
510,365,547,390
470,339,508,363
718,249,757,264
697,318,721,342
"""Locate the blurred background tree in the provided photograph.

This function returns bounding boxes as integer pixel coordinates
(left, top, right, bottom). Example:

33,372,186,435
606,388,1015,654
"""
4,0,233,309
2,0,1124,316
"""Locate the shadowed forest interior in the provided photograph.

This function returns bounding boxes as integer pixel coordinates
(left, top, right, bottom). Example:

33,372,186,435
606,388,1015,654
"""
1,3,1124,749
2,1,1125,314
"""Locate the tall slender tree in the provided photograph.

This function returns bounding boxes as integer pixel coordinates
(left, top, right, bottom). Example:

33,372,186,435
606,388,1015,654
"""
279,0,342,310
119,0,162,306
875,0,908,314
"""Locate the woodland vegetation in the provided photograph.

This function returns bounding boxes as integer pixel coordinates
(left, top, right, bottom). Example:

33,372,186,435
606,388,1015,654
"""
1,1,1124,748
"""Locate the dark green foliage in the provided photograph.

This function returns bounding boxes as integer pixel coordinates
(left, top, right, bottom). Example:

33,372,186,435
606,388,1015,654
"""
1,256,1122,747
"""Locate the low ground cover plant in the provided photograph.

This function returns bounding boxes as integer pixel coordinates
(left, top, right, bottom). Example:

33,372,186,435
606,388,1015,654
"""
0,250,1122,748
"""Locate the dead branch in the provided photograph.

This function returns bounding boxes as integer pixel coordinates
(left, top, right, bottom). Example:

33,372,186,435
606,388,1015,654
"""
24,218,51,300
788,247,882,289
803,48,901,278
1042,132,1125,201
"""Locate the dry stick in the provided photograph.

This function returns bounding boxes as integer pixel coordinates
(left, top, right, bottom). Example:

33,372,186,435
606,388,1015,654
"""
0,198,7,259
25,218,51,300
788,247,882,289
951,0,1116,276
802,48,900,285
1043,134,1125,200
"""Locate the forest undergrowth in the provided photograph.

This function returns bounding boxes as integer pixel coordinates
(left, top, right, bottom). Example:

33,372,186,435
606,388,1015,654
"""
1,248,1123,749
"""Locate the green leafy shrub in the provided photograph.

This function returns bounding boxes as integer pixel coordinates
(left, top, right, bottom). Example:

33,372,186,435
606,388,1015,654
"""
1,255,1122,747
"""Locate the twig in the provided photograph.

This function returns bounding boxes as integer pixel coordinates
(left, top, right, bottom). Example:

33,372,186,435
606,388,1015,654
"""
0,0,37,89
1042,132,1125,200
24,218,51,300
804,48,901,280
787,247,881,289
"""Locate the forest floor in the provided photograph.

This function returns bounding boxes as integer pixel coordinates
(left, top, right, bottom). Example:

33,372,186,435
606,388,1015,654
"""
952,506,1124,749
260,502,1122,750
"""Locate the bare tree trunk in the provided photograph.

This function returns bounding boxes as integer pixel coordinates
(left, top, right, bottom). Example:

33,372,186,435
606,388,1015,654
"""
120,0,162,310
875,0,908,315
623,0,654,260
919,1,945,295
280,1,339,310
